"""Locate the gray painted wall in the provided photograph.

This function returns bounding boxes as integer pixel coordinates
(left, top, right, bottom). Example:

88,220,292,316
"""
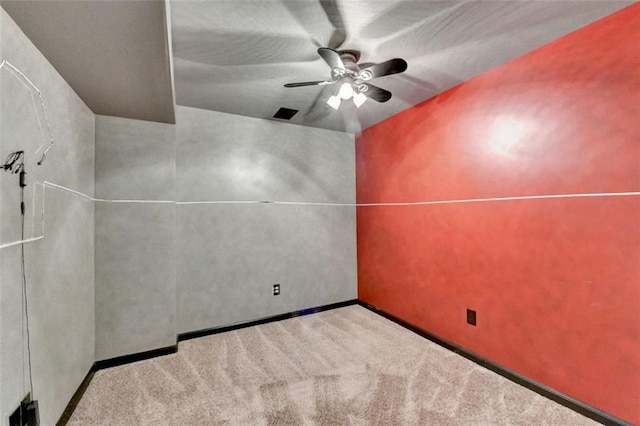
94,115,176,361
94,202,176,360
94,106,356,358
175,106,357,333
0,13,4,424
2,5,355,423
1,7,95,426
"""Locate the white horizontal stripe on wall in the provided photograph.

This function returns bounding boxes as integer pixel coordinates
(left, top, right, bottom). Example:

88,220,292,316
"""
2,181,637,250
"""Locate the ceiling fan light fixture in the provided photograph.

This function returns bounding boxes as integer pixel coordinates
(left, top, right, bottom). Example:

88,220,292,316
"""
327,95,341,110
284,48,407,113
338,82,354,100
353,92,367,108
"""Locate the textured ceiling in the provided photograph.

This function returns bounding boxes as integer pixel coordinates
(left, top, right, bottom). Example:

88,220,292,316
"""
2,1,633,133
170,0,632,133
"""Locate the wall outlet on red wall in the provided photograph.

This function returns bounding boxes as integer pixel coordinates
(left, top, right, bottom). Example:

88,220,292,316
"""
467,309,477,326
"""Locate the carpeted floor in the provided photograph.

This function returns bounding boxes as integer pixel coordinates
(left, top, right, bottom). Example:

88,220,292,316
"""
67,305,597,425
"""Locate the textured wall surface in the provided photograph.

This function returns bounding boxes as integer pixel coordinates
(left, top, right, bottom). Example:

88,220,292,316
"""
0,13,4,422
94,107,357,355
95,115,176,201
356,4,639,424
94,115,176,360
94,202,177,360
1,7,95,426
175,107,357,333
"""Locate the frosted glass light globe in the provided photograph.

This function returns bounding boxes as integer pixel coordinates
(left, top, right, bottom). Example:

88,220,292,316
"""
338,83,353,100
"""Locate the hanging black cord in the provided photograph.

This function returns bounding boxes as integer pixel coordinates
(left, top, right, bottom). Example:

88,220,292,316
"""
3,150,34,399
21,183,35,399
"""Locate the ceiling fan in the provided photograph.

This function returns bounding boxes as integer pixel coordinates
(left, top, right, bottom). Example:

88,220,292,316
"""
284,47,408,110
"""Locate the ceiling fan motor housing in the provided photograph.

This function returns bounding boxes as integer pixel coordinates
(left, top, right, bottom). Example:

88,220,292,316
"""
338,50,361,75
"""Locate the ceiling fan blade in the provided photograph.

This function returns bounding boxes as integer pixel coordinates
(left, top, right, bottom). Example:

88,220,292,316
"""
318,47,346,70
360,58,408,79
360,83,392,102
284,81,333,88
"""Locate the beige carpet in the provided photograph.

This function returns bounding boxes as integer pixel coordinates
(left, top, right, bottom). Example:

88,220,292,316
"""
67,306,597,425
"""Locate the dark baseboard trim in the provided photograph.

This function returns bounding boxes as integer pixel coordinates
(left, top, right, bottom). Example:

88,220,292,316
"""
56,368,95,426
356,301,630,426
178,299,359,341
57,301,357,425
92,344,178,371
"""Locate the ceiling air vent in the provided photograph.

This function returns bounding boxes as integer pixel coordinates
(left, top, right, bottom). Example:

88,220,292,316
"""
273,107,298,120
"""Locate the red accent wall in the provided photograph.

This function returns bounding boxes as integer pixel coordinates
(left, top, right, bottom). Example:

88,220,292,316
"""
356,4,640,423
